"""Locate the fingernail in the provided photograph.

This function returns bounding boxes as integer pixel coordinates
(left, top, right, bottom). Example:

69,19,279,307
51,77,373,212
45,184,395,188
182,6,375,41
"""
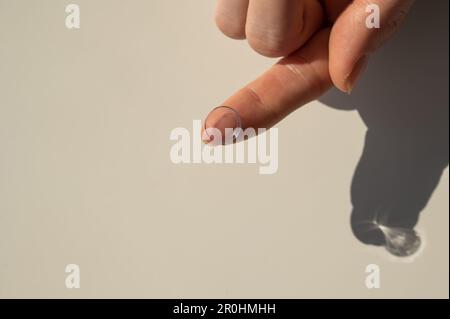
202,130,213,144
203,106,242,145
346,55,369,94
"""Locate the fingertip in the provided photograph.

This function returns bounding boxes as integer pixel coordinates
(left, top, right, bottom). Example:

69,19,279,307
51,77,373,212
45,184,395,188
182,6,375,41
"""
203,106,243,145
215,0,248,40
246,35,294,58
215,14,247,40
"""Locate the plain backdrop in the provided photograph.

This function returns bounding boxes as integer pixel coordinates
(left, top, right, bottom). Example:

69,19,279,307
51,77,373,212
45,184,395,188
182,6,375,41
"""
0,0,448,298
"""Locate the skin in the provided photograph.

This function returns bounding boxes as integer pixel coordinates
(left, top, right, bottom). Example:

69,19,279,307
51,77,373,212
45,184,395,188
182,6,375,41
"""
204,0,415,142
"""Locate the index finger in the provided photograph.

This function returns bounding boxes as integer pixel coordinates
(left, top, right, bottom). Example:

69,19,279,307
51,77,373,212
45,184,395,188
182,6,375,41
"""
203,28,333,144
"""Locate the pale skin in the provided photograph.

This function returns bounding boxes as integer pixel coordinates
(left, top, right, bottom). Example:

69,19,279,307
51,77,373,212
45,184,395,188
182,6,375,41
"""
203,0,415,142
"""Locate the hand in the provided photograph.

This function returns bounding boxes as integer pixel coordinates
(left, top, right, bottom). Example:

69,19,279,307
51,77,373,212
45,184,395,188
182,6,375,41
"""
203,0,414,141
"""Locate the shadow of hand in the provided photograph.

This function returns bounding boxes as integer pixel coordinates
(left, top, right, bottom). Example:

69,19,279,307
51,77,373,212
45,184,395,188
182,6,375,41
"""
320,0,449,257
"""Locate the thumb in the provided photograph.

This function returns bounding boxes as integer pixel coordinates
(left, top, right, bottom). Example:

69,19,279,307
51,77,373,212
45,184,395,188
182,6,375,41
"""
329,0,415,93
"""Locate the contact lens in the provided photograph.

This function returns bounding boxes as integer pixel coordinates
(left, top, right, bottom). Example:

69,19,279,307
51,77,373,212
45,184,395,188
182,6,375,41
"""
204,106,242,144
